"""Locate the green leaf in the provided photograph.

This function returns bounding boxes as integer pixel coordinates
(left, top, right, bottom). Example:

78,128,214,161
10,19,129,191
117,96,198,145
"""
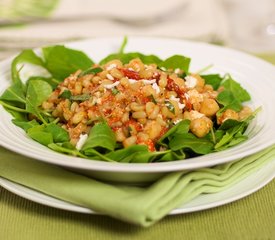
214,122,247,149
221,75,251,103
11,49,45,83
105,145,148,162
215,136,248,152
81,122,116,153
25,80,52,122
201,74,223,90
0,102,27,120
169,133,214,154
27,76,59,89
27,125,53,146
158,120,190,146
79,67,103,77
159,55,190,73
42,45,94,80
156,150,186,162
12,119,39,131
100,52,162,65
59,90,72,99
0,81,26,104
48,143,87,159
45,123,69,143
217,90,242,111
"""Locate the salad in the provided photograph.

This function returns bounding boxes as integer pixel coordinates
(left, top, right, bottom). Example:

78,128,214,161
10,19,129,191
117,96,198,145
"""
0,38,257,163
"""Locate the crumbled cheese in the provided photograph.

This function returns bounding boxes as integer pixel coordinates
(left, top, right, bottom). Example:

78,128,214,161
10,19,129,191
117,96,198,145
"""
128,67,135,71
106,73,114,81
169,96,185,109
174,68,181,74
190,110,205,119
104,81,120,89
128,79,137,84
76,134,88,150
178,102,186,109
141,79,156,85
173,119,183,124
170,95,180,102
185,75,197,88
152,82,160,94
96,98,102,104
106,63,117,71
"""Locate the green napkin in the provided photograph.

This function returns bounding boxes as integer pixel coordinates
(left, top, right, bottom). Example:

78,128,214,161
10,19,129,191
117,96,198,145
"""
0,145,275,227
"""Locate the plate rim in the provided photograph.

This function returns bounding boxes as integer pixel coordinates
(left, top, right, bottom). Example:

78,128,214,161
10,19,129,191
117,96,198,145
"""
0,36,275,173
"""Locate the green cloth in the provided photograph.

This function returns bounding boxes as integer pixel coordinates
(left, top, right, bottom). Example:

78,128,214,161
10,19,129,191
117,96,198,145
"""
0,53,274,238
0,145,275,227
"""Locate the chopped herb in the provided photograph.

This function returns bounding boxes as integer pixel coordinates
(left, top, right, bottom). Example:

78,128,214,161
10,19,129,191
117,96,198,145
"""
70,93,91,101
165,101,175,114
79,67,103,77
150,94,157,104
111,87,120,95
59,90,72,99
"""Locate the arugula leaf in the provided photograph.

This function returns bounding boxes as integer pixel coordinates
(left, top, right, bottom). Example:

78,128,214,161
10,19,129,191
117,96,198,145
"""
59,90,72,99
42,45,94,80
220,75,251,103
12,119,39,131
217,90,242,111
48,143,88,159
159,55,190,73
25,80,52,123
214,122,247,150
27,76,59,89
27,125,53,146
105,145,149,162
169,133,214,154
0,81,26,104
158,120,190,146
79,67,103,77
45,123,70,143
156,150,186,162
100,52,162,65
201,74,223,90
11,49,45,83
81,122,116,153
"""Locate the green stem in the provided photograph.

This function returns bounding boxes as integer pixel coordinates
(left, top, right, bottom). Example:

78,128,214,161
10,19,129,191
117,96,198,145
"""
196,64,214,74
118,36,128,54
0,100,28,113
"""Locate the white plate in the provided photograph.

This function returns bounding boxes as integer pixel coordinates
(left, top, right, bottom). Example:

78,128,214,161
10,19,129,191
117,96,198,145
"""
0,37,275,183
1,157,275,215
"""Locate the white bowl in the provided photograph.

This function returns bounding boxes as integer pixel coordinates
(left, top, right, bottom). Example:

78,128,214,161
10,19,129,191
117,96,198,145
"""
0,37,275,183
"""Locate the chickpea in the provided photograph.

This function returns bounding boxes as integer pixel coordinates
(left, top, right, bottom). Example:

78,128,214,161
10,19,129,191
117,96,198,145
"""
199,98,220,117
239,106,252,121
127,58,145,72
217,109,239,124
190,117,213,138
139,68,154,79
192,74,205,91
